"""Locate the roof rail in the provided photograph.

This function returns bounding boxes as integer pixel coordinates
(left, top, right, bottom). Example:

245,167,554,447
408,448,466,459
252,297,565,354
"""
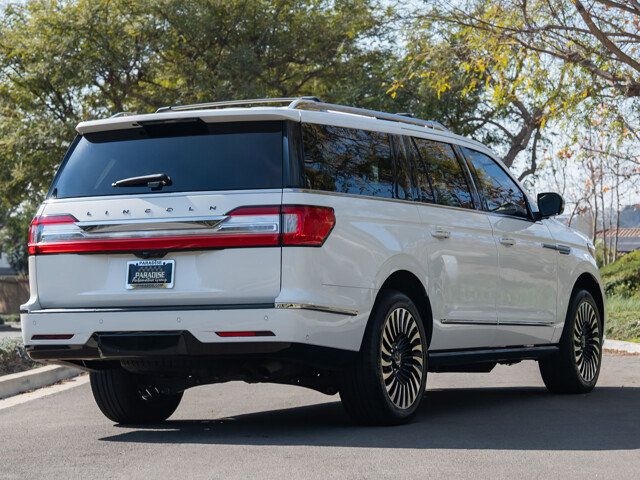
154,96,448,132
156,96,321,113
110,111,137,118
289,100,449,132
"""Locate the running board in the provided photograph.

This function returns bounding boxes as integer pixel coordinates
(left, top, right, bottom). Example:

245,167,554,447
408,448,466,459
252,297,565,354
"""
428,345,559,370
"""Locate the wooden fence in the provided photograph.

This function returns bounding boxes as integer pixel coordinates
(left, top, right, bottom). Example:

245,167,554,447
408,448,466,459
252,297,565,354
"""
0,276,29,314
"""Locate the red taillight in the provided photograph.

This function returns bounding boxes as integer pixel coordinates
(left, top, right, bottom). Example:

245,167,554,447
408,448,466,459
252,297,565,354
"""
28,214,78,255
281,205,335,246
28,205,334,255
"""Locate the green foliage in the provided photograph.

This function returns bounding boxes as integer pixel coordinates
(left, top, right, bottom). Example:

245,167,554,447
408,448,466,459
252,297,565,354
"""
0,337,38,375
0,314,20,325
0,0,410,270
601,250,640,297
605,296,640,343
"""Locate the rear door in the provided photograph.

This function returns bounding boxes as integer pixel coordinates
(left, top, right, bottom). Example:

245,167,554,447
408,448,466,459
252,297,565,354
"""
32,119,286,308
406,136,499,350
462,147,557,345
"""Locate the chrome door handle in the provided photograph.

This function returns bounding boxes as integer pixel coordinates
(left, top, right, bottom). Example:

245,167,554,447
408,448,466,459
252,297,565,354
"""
499,236,516,247
431,227,451,239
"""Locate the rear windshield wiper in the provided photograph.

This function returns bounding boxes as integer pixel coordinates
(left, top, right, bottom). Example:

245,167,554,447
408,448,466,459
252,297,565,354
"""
112,173,172,190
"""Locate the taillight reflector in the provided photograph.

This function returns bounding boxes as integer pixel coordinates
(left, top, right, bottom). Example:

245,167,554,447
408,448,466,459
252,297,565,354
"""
31,334,74,340
215,331,275,337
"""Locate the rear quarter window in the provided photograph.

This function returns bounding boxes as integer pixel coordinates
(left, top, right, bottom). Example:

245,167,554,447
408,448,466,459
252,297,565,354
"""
50,120,284,199
301,123,396,199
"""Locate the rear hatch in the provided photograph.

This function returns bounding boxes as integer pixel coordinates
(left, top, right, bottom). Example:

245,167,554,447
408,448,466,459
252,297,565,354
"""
31,119,285,308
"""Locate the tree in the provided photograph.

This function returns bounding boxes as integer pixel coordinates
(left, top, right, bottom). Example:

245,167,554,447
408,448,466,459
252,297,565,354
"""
390,1,585,183
0,0,399,271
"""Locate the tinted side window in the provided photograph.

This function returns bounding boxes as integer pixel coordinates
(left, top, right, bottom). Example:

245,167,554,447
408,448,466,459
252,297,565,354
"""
302,123,396,199
390,135,413,201
412,138,473,208
463,147,529,218
405,137,435,203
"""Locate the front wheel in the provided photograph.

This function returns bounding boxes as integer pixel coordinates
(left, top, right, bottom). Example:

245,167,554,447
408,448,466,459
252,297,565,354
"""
339,290,428,425
90,368,183,424
539,289,603,394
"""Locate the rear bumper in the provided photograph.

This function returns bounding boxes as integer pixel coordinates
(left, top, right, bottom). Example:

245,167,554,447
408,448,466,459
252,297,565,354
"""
21,304,367,358
25,331,358,371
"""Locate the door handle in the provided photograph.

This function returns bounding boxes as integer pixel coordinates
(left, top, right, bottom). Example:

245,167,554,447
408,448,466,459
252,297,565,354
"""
431,227,451,239
499,236,516,247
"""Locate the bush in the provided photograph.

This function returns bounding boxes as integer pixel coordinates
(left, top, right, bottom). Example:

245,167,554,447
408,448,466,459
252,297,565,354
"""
606,296,640,343
601,250,640,297
0,338,38,375
0,314,20,325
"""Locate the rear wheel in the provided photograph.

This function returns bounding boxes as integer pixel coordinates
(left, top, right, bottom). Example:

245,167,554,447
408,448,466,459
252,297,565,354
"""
90,368,183,424
539,289,602,394
339,290,427,425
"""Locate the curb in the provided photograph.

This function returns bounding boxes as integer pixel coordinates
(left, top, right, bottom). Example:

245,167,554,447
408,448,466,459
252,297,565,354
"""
0,365,82,399
604,339,640,355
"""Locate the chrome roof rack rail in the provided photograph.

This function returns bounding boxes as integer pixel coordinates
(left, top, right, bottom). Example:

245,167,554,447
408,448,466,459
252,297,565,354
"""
154,96,448,132
156,97,321,113
110,111,137,118
289,99,449,132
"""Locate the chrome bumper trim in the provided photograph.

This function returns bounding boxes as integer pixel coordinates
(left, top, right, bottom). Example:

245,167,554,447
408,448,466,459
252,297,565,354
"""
275,303,358,316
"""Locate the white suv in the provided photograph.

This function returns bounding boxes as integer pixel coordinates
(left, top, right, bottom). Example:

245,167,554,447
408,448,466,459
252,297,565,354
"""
22,97,605,425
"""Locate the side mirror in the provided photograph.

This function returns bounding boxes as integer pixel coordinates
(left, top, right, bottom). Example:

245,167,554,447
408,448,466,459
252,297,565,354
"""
537,192,564,219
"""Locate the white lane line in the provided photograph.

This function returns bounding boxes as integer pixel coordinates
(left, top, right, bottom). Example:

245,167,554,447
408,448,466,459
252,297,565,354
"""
0,374,89,411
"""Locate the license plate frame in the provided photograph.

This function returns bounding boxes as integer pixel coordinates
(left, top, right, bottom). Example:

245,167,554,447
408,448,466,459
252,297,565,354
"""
126,260,175,289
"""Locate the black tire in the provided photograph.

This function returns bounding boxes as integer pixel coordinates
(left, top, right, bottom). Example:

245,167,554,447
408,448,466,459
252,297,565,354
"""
339,290,428,425
539,289,603,394
90,368,183,424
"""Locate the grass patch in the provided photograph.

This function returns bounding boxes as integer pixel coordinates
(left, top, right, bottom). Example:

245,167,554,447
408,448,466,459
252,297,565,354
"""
0,338,38,376
605,296,640,343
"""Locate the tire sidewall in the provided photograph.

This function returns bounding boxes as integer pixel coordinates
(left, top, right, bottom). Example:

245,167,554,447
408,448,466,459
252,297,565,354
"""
563,290,602,390
367,290,428,420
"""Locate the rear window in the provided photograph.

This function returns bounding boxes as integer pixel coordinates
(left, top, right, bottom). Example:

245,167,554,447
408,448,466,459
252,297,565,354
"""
50,120,283,199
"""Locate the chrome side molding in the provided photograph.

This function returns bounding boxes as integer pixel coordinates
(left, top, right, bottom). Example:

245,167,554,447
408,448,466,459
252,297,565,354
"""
275,303,358,316
441,318,554,327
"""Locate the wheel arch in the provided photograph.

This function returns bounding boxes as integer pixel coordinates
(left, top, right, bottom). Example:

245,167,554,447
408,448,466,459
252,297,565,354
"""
373,270,433,346
571,272,605,329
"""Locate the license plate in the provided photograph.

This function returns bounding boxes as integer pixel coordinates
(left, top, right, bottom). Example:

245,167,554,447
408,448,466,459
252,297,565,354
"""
126,260,175,289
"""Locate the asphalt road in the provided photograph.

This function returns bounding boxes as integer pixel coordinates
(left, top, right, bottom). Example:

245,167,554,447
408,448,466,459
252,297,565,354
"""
2,353,639,480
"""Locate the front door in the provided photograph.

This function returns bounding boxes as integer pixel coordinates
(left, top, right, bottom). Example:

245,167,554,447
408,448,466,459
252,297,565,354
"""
489,215,557,345
462,147,557,346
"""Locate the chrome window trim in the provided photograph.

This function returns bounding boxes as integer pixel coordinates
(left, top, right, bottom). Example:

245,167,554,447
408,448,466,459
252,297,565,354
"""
284,188,488,216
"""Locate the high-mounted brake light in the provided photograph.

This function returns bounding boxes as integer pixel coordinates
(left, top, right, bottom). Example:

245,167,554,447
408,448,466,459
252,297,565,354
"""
27,205,335,255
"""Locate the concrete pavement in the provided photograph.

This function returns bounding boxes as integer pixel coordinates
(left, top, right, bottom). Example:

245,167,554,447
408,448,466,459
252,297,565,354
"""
1,353,639,480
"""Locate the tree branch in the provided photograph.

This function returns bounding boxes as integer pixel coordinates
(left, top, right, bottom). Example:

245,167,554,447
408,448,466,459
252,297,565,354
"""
573,0,640,74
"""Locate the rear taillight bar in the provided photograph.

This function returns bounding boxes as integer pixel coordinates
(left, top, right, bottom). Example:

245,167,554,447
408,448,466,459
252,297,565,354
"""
28,205,335,255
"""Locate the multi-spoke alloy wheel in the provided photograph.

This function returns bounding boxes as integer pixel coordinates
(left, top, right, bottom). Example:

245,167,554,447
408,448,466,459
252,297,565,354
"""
380,307,424,409
339,290,428,425
539,289,602,394
573,300,601,382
